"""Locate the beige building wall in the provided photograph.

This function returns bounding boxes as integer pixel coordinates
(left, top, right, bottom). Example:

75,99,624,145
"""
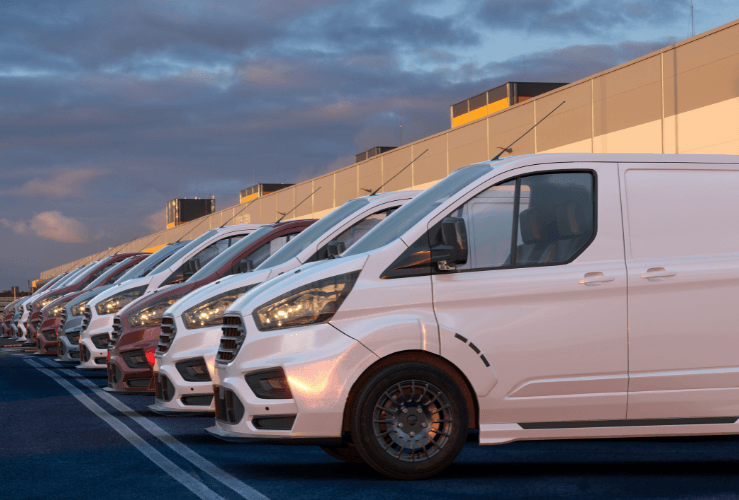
41,18,739,279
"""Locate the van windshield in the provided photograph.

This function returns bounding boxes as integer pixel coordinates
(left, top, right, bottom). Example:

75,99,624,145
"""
344,164,492,256
150,231,218,276
83,258,133,291
258,198,370,268
117,242,188,282
190,225,273,280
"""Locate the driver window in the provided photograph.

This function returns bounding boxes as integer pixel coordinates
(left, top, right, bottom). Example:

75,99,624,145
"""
226,232,300,276
331,207,398,255
81,261,119,286
161,237,233,285
451,180,516,271
448,172,594,271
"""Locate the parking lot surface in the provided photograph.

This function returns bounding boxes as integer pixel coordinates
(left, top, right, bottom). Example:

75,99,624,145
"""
2,343,739,500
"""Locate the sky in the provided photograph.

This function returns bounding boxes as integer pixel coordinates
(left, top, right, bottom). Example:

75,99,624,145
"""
1,0,739,290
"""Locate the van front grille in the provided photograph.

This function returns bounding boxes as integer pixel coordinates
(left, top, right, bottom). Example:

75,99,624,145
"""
109,317,122,348
157,315,176,354
81,306,92,332
216,315,245,364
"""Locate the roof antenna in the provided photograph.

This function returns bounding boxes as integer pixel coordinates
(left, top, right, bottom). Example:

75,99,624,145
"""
276,187,320,222
491,101,565,161
173,213,213,243
219,196,260,228
368,149,427,196
132,228,167,253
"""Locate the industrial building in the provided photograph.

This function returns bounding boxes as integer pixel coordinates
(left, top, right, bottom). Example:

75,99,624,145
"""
41,18,739,279
166,197,216,229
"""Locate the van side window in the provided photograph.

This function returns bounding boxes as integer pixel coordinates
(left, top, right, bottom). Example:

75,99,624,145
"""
80,261,119,287
450,172,594,271
226,232,301,276
453,181,516,270
516,172,593,266
161,237,234,286
334,207,398,251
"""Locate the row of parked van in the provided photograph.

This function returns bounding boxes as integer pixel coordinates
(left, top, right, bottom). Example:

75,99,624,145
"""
4,153,739,480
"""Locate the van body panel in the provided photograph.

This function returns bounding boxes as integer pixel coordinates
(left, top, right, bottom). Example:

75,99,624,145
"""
430,162,628,424
214,322,378,438
210,154,739,455
620,163,739,419
438,324,498,397
330,240,438,357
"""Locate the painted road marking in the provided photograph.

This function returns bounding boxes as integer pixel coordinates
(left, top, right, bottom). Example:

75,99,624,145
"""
25,358,227,500
39,358,270,500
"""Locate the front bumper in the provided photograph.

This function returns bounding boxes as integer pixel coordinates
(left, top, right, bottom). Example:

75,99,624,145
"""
150,358,216,414
151,326,221,414
37,328,58,355
57,331,81,362
78,327,112,369
211,322,377,440
108,342,156,393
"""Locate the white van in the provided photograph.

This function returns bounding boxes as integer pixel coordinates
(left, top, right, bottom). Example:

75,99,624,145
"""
77,225,261,369
151,191,418,415
209,153,739,480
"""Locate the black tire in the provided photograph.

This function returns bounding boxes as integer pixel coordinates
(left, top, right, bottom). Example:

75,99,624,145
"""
319,442,365,463
350,362,468,480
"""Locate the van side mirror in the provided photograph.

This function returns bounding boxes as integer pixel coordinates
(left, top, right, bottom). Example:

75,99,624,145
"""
327,241,346,259
433,217,468,271
238,260,254,273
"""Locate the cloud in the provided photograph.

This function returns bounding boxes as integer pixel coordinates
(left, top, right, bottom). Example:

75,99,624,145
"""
475,0,686,36
1,168,108,198
143,209,165,233
1,212,89,243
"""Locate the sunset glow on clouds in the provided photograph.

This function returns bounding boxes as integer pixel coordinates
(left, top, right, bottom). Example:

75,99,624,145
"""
1,0,739,288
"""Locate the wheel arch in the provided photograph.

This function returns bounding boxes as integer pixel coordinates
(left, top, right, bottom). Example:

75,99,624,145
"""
342,350,479,432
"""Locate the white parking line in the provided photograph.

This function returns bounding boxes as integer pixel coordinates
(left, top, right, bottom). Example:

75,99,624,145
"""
37,358,270,500
25,358,227,500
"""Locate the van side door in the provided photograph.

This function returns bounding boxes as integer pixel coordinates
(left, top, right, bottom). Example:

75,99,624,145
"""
621,163,739,420
430,162,628,426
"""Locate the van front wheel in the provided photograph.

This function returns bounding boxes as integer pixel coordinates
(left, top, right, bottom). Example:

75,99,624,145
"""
350,362,468,480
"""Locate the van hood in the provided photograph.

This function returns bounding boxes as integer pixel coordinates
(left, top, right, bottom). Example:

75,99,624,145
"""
227,253,369,317
87,275,154,309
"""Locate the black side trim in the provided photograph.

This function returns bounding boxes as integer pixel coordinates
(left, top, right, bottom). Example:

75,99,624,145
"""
469,342,480,354
480,355,490,367
520,416,739,430
454,333,468,343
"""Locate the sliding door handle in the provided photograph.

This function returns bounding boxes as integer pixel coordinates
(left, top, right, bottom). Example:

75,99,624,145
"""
579,272,615,286
641,267,677,281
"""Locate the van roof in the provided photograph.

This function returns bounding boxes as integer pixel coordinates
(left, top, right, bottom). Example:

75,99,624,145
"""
480,153,739,169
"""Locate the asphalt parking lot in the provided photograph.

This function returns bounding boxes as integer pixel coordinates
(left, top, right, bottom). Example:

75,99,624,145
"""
3,341,739,500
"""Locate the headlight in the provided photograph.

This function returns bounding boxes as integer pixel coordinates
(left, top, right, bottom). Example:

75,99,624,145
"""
71,300,89,317
37,292,65,310
182,286,253,330
127,292,187,328
252,271,360,331
48,300,71,318
95,286,147,315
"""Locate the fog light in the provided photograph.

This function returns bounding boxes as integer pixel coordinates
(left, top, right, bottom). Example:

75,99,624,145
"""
245,368,292,399
176,358,211,382
122,349,150,369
